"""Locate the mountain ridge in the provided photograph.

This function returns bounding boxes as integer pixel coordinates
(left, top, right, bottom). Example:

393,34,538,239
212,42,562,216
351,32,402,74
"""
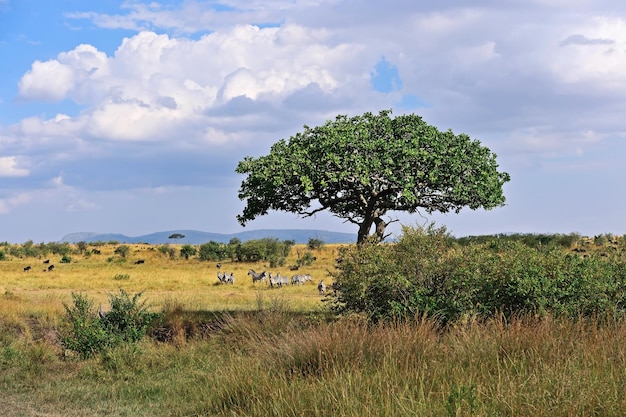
61,229,357,245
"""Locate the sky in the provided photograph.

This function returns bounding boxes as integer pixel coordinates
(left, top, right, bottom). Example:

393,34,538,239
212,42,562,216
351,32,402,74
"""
1,0,626,243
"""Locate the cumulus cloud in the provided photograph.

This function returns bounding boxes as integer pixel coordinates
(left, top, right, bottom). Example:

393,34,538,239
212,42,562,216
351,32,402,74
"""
6,0,626,242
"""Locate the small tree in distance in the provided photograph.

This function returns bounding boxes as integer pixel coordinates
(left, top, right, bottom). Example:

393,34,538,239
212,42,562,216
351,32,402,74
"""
236,109,510,245
168,233,185,242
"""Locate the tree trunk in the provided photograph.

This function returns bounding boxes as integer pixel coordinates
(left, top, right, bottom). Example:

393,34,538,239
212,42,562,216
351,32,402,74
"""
373,217,387,242
356,216,387,245
357,217,374,245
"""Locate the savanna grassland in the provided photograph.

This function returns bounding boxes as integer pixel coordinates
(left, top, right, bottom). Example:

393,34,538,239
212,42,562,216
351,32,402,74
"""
2,236,626,416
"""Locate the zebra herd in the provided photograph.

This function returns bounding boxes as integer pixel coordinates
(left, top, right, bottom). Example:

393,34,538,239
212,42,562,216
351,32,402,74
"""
215,268,326,294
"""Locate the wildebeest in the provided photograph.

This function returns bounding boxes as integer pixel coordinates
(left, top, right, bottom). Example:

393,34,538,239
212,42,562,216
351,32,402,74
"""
216,263,222,269
134,259,145,264
47,264,54,272
248,269,267,284
43,259,50,264
23,266,31,272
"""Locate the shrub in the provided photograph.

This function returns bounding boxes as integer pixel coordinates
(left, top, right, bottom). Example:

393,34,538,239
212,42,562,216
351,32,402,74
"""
180,244,197,260
329,223,626,323
100,289,161,344
61,290,161,359
307,238,325,250
60,254,71,263
114,245,130,258
61,293,110,359
114,274,130,281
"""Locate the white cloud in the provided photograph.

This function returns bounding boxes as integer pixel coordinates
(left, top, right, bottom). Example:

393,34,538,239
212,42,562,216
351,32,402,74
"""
18,60,75,101
553,17,626,87
0,156,29,177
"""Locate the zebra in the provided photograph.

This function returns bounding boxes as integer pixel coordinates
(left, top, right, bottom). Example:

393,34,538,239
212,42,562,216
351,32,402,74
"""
279,273,289,286
248,269,267,284
269,273,280,288
224,272,235,285
292,274,312,285
318,280,326,295
217,271,227,284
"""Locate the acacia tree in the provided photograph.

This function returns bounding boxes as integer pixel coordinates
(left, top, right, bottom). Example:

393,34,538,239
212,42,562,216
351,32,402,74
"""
236,110,510,244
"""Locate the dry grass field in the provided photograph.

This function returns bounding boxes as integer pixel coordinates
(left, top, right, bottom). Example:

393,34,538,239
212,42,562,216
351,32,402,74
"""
0,243,340,321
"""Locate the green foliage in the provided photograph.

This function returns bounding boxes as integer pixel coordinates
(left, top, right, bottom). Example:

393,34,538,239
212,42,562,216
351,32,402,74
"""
61,293,111,359
158,244,177,259
101,289,161,344
60,254,71,263
296,251,317,268
307,238,325,249
198,241,227,261
330,224,626,323
235,238,294,264
114,273,130,281
237,109,510,244
179,244,197,260
455,232,581,249
61,290,160,359
0,250,4,261
114,245,130,258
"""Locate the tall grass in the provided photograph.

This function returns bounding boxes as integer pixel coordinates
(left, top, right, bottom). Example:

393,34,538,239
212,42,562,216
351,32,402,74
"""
3,312,626,416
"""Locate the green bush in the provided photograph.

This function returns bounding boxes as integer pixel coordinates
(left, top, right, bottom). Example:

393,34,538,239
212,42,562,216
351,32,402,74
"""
330,224,626,323
61,290,161,359
307,238,325,250
100,289,161,344
61,293,111,359
60,254,71,263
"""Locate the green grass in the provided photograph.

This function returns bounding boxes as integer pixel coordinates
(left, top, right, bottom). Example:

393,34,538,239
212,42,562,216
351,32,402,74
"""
3,312,626,416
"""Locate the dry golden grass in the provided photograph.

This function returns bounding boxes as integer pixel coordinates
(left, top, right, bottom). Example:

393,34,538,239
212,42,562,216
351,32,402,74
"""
0,243,341,320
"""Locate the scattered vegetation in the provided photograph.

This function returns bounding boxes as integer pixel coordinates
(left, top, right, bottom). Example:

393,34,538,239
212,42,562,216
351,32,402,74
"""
2,231,626,415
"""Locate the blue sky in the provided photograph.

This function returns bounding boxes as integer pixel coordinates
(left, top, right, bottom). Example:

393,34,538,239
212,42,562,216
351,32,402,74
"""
1,0,626,243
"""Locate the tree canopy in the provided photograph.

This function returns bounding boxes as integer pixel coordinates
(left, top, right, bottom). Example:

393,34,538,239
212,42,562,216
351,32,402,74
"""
236,110,510,244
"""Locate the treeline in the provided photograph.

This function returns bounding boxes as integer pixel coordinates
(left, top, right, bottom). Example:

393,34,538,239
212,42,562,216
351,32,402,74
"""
330,225,626,323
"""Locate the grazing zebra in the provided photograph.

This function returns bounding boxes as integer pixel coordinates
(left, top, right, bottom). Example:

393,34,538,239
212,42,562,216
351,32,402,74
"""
269,273,280,288
270,273,289,288
224,272,235,285
318,280,326,295
292,274,312,285
248,269,267,284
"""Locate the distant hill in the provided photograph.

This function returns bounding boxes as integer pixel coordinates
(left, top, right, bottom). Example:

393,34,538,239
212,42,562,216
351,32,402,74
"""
60,229,357,245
